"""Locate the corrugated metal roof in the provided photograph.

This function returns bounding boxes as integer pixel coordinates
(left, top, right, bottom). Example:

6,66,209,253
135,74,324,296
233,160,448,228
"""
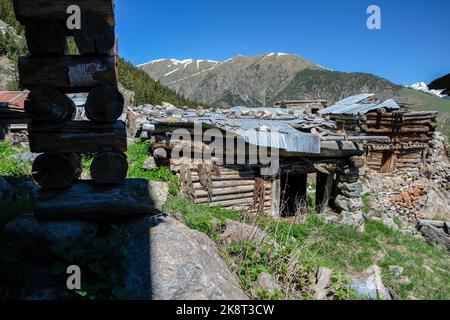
319,94,400,115
148,108,322,154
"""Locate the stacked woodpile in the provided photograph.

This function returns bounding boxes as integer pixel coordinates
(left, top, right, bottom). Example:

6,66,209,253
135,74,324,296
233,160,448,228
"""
172,158,273,215
13,0,155,221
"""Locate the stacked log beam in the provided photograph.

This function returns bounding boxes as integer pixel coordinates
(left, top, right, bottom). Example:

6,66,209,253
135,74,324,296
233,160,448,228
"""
171,159,272,214
13,0,140,220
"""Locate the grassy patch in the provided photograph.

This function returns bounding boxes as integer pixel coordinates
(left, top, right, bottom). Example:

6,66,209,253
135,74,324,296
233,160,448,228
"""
164,196,450,300
0,141,31,178
127,140,179,195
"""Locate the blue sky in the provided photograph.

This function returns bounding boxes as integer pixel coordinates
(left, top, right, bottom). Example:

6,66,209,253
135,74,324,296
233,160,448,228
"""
116,0,450,85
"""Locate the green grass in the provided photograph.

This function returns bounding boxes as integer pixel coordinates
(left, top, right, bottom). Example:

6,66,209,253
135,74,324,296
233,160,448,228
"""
164,196,450,300
127,140,179,195
0,142,31,178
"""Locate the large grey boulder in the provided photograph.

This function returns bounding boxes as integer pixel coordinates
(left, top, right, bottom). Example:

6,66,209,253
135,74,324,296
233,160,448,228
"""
0,177,13,202
123,215,248,300
4,214,98,263
147,181,169,210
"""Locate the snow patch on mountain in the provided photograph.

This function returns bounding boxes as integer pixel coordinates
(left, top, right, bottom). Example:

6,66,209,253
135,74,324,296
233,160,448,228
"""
409,82,446,98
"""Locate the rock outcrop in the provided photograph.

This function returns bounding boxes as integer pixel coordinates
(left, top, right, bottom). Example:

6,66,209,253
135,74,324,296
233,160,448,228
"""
123,215,248,300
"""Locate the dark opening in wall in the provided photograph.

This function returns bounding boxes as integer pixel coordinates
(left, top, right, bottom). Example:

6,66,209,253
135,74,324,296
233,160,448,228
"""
280,170,308,217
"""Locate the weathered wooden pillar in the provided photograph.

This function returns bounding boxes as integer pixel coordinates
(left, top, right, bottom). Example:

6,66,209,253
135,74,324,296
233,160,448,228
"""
316,171,335,213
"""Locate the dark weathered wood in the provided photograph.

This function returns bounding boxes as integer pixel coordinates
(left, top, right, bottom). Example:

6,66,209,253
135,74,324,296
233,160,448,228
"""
28,120,127,153
32,152,82,189
90,151,128,185
25,20,67,55
73,14,115,55
316,171,335,213
13,0,116,26
25,86,76,122
34,179,160,222
420,225,450,251
19,56,117,93
85,84,124,122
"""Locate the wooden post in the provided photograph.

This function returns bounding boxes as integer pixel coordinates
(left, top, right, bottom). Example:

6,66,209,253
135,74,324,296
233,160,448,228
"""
90,152,128,185
316,171,335,213
85,84,124,122
271,175,281,216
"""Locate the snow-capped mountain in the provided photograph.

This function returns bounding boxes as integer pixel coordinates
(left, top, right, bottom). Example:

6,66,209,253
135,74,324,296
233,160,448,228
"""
409,82,446,98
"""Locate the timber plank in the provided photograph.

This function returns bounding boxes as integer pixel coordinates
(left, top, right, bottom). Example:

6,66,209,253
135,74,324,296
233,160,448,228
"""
13,0,116,26
28,120,127,153
34,178,160,221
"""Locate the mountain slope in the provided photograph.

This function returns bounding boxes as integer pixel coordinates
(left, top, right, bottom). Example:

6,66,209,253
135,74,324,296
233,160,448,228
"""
274,68,401,106
140,53,321,107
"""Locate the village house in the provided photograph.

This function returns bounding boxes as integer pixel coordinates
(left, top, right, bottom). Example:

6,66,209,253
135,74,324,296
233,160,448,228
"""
319,94,437,174
136,104,370,228
0,91,28,140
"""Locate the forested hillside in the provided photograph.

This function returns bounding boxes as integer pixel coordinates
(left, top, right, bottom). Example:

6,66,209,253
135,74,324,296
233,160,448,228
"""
0,0,196,107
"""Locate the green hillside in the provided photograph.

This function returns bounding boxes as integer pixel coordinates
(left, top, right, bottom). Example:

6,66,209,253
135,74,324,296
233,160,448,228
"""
274,68,402,105
0,0,196,107
397,88,450,139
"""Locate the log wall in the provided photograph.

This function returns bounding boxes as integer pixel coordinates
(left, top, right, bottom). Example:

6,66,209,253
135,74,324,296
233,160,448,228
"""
171,158,273,215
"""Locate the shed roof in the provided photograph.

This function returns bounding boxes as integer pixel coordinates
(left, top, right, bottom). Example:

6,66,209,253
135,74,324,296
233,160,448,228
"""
319,94,401,115
147,107,326,154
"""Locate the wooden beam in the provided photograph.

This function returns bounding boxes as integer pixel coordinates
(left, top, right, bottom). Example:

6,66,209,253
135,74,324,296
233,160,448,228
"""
19,56,117,93
25,86,76,122
34,179,160,222
73,13,115,55
316,171,335,213
85,84,124,122
13,0,116,26
90,152,128,185
28,120,127,153
32,152,82,190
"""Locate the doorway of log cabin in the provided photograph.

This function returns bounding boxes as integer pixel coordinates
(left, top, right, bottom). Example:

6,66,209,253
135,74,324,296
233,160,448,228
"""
381,151,397,173
280,170,308,217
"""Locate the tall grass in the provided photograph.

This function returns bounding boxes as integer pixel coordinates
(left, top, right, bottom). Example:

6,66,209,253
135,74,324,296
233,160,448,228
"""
164,196,450,300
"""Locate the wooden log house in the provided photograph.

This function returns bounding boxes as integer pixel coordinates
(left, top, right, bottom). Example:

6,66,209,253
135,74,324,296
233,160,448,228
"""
11,0,153,221
319,94,438,174
138,106,366,223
